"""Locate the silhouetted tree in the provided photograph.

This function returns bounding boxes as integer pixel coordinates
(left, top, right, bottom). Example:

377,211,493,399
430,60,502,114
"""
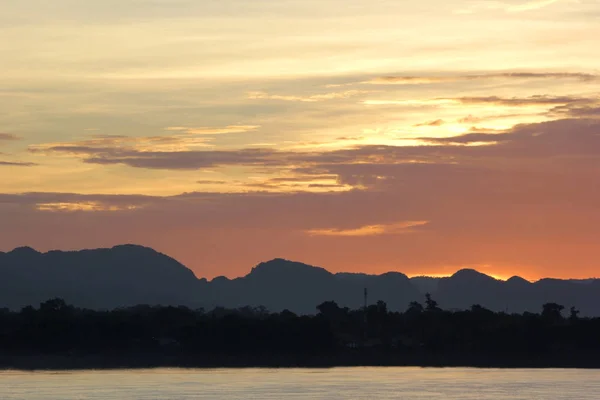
470,304,492,314
317,301,341,318
542,303,564,322
569,306,580,322
376,300,388,314
1,298,600,369
425,293,441,312
407,301,424,314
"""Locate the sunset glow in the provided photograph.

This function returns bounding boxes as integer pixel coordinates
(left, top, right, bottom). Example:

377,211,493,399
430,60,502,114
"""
1,0,600,280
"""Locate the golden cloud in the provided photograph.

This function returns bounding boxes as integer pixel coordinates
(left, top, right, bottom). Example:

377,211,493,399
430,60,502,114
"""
36,202,140,212
248,90,370,102
165,125,259,135
306,220,429,237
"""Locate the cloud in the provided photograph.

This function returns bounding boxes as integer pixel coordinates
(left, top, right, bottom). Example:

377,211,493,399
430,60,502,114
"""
507,0,561,12
362,95,597,110
30,125,259,157
454,0,562,14
362,99,457,106
268,175,339,183
307,183,345,189
417,132,503,145
458,115,481,124
365,77,452,85
0,133,20,141
365,71,597,85
165,125,259,135
239,174,346,192
81,148,291,170
305,220,429,237
414,119,445,127
197,180,227,185
3,117,600,280
0,192,155,213
0,161,38,167
36,202,140,212
456,95,591,107
548,103,600,119
29,132,213,156
336,136,365,141
29,119,600,176
247,90,370,102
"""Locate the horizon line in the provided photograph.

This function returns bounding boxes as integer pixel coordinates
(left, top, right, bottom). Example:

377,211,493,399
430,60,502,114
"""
3,244,599,284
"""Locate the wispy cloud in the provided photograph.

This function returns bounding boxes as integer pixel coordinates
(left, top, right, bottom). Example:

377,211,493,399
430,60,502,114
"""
414,119,445,127
29,129,220,154
165,125,259,135
362,99,458,106
366,77,453,85
306,220,429,237
507,0,561,13
365,71,597,85
36,202,140,212
363,95,595,108
197,180,227,185
0,133,20,141
248,90,370,102
0,160,37,167
455,0,563,14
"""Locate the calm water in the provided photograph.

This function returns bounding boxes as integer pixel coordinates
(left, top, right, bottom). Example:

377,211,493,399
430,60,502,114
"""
1,367,599,399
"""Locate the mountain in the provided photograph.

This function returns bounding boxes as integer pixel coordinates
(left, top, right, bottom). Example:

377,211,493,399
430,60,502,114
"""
204,259,421,314
1,245,600,316
411,271,600,316
0,245,203,310
409,276,440,294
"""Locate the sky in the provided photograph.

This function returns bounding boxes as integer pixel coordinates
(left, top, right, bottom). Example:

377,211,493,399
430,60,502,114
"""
1,0,600,280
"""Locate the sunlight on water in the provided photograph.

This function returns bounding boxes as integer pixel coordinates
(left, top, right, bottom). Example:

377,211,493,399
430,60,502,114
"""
1,368,599,399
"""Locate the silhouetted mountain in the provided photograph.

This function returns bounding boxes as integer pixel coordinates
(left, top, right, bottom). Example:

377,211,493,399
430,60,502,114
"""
0,245,202,310
1,245,600,315
409,276,440,294
411,271,600,316
205,259,420,314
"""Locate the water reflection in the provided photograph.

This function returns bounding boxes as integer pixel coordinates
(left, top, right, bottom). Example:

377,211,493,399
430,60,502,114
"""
1,367,599,399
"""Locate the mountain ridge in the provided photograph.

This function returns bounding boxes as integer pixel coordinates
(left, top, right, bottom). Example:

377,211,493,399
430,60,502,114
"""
1,244,599,315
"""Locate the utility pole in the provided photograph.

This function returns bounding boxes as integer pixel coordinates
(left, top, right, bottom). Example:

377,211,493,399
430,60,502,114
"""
363,287,368,343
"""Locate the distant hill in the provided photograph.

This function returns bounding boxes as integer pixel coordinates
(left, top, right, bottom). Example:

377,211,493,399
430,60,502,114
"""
1,245,600,315
411,270,600,316
0,245,202,310
204,259,421,314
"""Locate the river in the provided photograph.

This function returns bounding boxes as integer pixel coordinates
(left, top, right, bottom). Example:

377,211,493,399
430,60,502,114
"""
2,367,599,399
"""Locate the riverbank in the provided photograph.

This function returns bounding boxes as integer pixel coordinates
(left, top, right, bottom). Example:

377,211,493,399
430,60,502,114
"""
3,352,600,370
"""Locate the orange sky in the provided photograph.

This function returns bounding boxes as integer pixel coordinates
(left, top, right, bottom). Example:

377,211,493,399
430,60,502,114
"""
1,0,600,280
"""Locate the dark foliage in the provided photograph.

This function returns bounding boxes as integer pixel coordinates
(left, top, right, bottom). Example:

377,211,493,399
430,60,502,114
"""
1,295,600,369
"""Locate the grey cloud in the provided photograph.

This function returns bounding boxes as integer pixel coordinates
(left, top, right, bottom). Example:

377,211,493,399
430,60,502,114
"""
0,161,38,167
34,146,291,170
268,175,338,183
417,132,506,144
455,95,594,107
197,180,227,185
414,119,445,127
0,192,156,208
308,184,345,188
458,115,481,124
0,133,20,141
467,72,598,82
548,103,600,119
29,119,600,178
367,72,599,85
336,136,365,141
4,119,600,278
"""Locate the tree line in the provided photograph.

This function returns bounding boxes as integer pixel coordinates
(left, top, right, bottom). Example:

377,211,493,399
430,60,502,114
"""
1,295,599,368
